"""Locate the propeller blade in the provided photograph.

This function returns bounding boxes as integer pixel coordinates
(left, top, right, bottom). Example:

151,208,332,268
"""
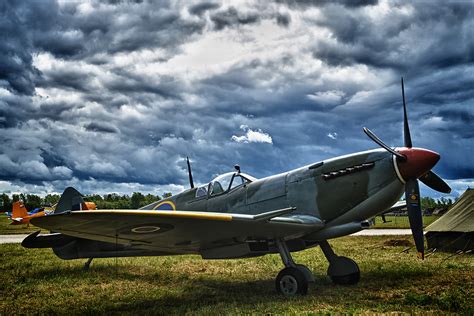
419,171,451,193
405,179,424,259
401,77,413,148
363,127,406,160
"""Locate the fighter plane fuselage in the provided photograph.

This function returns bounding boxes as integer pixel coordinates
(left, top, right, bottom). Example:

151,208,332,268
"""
143,148,405,241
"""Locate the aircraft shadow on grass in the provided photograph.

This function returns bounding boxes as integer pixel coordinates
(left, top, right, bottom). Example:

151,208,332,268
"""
22,266,438,313
26,263,434,299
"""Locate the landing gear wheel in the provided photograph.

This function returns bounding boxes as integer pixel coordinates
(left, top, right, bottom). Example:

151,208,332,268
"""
276,267,308,296
330,271,360,285
295,264,315,283
327,256,360,285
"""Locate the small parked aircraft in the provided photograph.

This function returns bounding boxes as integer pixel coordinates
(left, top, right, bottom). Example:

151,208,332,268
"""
7,201,96,226
3,201,40,218
7,201,52,226
23,79,450,295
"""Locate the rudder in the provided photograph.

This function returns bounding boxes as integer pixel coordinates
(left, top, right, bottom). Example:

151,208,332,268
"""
11,201,28,218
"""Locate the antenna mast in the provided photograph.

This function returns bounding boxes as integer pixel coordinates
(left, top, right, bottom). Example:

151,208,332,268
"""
186,157,194,189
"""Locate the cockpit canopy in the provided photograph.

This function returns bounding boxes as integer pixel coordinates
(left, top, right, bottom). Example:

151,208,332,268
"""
195,172,256,198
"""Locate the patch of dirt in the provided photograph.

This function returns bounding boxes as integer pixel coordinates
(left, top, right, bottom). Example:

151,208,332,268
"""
384,239,412,247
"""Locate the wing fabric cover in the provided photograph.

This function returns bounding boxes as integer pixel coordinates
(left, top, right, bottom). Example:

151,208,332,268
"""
31,209,323,254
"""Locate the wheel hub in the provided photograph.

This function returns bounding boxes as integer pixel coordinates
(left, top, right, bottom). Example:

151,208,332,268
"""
279,275,298,295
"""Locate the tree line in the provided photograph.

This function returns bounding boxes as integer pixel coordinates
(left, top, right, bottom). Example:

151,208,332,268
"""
420,196,455,210
0,192,172,211
0,192,456,212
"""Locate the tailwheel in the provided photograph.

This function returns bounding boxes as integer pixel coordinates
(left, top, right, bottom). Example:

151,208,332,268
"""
276,267,308,296
83,258,93,271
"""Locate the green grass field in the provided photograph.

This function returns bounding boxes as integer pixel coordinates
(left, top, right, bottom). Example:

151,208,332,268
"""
371,215,441,229
0,215,40,235
1,236,472,314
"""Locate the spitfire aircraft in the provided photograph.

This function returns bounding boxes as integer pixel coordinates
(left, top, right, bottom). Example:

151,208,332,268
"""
23,79,451,295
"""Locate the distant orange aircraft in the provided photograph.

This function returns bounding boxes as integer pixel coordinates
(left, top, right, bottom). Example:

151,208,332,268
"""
9,201,96,226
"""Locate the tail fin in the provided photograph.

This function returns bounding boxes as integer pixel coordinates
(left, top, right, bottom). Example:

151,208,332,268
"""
11,201,28,218
55,187,85,214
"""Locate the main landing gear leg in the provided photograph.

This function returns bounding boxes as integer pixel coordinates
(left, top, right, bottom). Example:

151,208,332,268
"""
319,240,360,285
274,239,314,296
83,258,93,271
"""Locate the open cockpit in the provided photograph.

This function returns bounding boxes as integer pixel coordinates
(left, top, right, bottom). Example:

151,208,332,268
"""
195,172,256,198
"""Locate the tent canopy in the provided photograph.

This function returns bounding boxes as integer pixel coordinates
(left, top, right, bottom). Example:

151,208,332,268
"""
425,188,473,233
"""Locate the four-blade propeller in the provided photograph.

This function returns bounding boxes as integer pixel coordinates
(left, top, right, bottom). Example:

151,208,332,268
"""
363,78,451,259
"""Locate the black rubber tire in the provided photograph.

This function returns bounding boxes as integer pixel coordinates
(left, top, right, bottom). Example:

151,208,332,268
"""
330,271,360,285
327,256,361,285
275,267,309,296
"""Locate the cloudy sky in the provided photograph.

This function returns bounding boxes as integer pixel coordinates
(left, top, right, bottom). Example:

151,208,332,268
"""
0,0,473,199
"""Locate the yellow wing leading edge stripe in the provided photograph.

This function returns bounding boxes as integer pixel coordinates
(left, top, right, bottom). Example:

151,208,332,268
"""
71,210,232,221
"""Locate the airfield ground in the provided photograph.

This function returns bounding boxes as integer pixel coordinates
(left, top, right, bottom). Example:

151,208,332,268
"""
0,216,39,235
371,215,440,229
1,236,472,314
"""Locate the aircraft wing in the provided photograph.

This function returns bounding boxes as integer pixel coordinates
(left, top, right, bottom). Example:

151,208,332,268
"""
385,200,406,212
31,208,324,254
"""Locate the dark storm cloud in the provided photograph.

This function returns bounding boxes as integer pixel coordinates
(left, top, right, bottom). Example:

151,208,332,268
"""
34,31,86,58
415,73,474,105
106,0,145,5
0,0,280,191
189,2,220,16
198,56,344,117
98,12,184,54
0,93,37,128
103,70,181,99
417,107,474,140
37,66,93,92
275,0,378,8
37,101,77,121
0,1,40,95
210,7,261,30
84,122,119,134
0,0,472,197
1,0,208,76
276,13,291,27
0,122,73,182
310,2,474,72
437,109,474,126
